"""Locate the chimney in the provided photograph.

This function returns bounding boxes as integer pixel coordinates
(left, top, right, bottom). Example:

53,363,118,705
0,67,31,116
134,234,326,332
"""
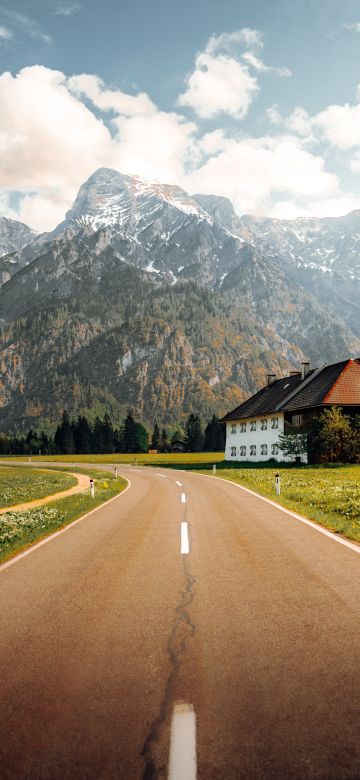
301,361,310,380
266,374,276,387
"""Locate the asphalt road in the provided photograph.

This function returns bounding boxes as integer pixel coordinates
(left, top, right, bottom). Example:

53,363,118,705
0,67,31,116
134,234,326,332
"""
1,465,360,779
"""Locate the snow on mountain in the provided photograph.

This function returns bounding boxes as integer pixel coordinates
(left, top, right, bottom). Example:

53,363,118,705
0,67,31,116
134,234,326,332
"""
62,168,214,234
0,217,37,286
192,195,360,338
0,217,36,259
0,168,360,430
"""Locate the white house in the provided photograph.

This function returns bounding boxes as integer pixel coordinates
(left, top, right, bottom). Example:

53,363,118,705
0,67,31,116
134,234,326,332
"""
222,358,360,463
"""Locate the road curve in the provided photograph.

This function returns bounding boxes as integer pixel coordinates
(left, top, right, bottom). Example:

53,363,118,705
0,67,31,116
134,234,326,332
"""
1,465,360,779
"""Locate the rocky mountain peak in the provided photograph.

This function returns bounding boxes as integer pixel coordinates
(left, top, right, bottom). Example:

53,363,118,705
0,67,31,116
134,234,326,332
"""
63,167,212,234
193,194,240,235
0,216,37,258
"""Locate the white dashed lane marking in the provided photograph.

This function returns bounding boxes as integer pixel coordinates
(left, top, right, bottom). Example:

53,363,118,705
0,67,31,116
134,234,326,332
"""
180,522,190,555
168,702,197,779
181,493,186,504
176,481,182,487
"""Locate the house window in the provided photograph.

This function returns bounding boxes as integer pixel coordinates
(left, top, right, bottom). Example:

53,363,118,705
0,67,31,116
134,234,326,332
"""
231,446,236,457
240,446,246,457
230,423,237,434
261,444,268,456
240,422,246,433
261,419,267,430
250,445,256,456
271,443,279,456
292,414,303,427
271,417,279,429
250,421,257,431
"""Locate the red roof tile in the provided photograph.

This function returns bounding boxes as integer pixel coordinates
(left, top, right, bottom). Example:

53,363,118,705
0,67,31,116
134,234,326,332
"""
323,359,360,405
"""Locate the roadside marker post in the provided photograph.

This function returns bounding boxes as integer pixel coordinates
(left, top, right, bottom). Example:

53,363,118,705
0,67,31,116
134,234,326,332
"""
275,473,281,496
213,464,216,474
90,478,95,499
114,466,118,478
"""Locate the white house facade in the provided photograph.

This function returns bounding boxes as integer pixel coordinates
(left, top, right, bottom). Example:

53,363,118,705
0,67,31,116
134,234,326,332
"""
224,411,293,463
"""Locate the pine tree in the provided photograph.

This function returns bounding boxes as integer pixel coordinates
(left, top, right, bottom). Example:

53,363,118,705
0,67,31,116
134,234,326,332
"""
185,414,203,452
91,416,104,454
102,413,114,453
74,416,91,454
123,411,137,453
150,422,160,450
204,415,225,451
113,427,124,453
159,427,170,453
54,411,75,454
135,422,149,453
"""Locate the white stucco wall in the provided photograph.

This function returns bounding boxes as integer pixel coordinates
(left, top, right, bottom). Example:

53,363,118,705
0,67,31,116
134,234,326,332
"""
225,413,308,463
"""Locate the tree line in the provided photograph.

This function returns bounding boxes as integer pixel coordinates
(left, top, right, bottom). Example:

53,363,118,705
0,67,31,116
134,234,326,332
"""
0,411,225,455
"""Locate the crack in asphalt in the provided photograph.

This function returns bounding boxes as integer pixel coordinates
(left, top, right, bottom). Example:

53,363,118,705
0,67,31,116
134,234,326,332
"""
141,537,196,779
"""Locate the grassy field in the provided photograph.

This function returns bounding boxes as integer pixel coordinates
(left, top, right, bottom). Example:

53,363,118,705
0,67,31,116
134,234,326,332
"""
0,466,76,508
0,467,127,563
198,465,360,542
0,452,224,466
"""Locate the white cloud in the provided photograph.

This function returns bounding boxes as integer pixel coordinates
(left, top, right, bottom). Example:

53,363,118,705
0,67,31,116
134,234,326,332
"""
0,190,17,220
342,22,360,32
243,52,292,77
242,52,268,72
178,28,292,120
206,28,264,55
0,65,196,230
350,151,360,172
178,52,259,119
267,102,356,148
286,106,315,141
313,103,360,149
186,135,340,216
54,3,83,15
198,129,229,155
0,60,359,232
0,66,113,229
112,111,197,183
68,73,155,116
0,25,11,39
178,29,262,120
267,104,283,125
0,9,51,43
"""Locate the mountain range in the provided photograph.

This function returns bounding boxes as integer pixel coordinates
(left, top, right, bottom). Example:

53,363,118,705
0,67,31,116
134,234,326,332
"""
0,167,359,432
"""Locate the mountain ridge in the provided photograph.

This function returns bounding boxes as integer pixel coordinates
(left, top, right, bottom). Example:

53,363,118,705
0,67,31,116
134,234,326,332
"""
0,167,359,432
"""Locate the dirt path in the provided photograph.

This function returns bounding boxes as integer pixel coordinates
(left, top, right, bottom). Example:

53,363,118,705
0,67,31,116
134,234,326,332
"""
0,472,91,515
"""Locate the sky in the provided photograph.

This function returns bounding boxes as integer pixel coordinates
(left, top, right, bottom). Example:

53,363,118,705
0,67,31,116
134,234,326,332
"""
1,0,360,230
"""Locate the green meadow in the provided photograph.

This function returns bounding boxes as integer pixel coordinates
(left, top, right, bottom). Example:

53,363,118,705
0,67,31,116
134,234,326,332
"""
0,467,127,563
1,452,223,465
0,466,76,508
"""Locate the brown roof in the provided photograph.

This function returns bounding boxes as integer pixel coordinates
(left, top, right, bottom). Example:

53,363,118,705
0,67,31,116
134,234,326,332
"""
323,359,360,405
221,358,360,422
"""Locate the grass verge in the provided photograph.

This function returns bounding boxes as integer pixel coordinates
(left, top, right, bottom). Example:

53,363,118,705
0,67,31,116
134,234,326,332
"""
0,466,76,508
0,468,127,564
196,465,360,543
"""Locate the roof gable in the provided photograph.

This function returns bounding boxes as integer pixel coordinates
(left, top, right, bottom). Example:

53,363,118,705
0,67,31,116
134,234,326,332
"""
222,359,360,421
323,359,360,405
